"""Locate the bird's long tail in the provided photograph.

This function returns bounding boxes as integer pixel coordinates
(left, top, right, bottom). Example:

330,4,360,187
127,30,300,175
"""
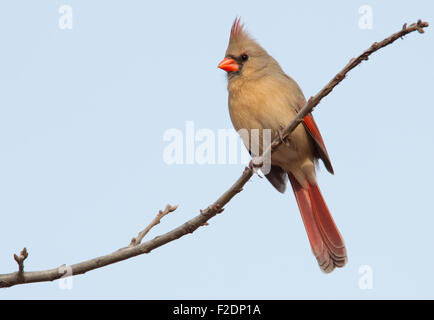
288,173,347,273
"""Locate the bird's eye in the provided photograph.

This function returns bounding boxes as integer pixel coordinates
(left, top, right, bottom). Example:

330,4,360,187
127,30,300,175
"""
241,54,248,61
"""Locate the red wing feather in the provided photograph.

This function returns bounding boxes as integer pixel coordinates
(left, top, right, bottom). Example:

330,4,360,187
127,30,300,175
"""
303,113,334,174
303,114,325,148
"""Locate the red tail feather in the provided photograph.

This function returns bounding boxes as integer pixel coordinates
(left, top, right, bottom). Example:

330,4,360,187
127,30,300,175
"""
288,174,347,273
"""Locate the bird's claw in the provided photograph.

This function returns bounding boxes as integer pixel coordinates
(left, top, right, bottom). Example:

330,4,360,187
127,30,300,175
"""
278,125,285,142
278,124,291,147
249,158,263,178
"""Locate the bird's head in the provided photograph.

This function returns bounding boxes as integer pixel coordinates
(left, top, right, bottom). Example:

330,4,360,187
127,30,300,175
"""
218,18,275,80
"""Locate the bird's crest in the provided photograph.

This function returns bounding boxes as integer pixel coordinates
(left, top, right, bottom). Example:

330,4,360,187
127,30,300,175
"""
230,17,247,41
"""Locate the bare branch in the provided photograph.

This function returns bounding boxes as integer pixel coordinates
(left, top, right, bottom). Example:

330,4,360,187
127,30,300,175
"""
0,167,251,288
0,20,428,289
263,19,429,166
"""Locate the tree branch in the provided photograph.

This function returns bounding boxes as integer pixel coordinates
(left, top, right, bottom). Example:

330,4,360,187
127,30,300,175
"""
0,20,428,289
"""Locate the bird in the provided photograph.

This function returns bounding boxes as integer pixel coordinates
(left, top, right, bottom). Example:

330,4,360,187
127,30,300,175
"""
218,18,347,273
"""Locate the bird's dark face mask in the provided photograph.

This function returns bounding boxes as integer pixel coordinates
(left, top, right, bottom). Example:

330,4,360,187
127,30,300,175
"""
218,53,248,79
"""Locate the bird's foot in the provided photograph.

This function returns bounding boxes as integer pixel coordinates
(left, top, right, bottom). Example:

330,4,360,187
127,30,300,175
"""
249,157,263,178
278,125,292,147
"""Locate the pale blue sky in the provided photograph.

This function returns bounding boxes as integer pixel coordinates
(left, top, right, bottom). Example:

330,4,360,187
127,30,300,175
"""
0,0,433,299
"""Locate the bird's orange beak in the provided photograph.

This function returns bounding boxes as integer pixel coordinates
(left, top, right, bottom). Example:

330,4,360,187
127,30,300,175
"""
218,58,239,72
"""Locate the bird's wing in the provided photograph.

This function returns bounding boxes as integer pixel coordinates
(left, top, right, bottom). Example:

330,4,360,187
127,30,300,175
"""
282,74,334,174
302,112,334,174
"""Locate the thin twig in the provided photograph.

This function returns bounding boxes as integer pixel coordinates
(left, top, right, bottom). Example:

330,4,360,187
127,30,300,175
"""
0,20,428,288
130,204,178,246
12,248,28,282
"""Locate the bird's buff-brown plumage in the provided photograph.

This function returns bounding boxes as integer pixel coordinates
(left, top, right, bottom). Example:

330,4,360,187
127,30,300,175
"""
218,18,347,273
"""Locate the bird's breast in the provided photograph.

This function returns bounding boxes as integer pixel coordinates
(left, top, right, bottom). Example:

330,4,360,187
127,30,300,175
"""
227,75,313,164
228,76,297,133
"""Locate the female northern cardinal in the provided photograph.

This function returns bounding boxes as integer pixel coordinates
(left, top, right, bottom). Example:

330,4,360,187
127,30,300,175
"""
218,18,347,273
